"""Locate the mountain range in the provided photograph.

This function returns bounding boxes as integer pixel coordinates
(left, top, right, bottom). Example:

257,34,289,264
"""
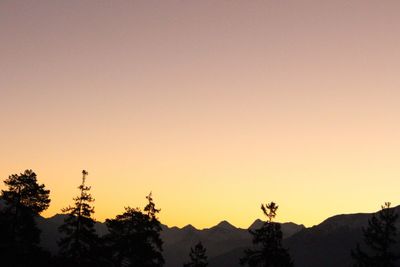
36,206,400,267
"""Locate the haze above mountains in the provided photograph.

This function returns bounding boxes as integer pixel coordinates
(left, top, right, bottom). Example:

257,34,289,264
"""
36,206,400,267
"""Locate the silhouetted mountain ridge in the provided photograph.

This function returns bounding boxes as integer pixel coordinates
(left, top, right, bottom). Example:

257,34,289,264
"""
210,205,400,267
215,220,237,230
35,215,303,266
34,206,400,267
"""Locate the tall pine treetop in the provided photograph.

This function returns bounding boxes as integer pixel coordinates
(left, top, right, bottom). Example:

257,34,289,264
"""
1,169,50,214
61,170,94,217
352,202,399,266
58,170,99,266
241,201,293,267
0,170,51,266
104,192,164,267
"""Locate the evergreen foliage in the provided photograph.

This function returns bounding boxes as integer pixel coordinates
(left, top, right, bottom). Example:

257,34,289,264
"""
58,170,100,266
240,202,293,267
104,192,164,267
352,202,399,267
4,168,400,267
184,241,208,267
0,169,51,266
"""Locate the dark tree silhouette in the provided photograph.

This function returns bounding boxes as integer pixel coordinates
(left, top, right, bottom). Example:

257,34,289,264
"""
183,241,208,267
0,169,51,266
58,170,100,266
240,202,293,267
104,192,164,267
352,202,399,267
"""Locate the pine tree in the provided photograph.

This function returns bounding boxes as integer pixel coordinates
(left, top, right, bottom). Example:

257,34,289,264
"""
58,170,99,266
105,192,164,267
0,169,51,266
352,202,399,267
240,202,293,267
183,242,208,267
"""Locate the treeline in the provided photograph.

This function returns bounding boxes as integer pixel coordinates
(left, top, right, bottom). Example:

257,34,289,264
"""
0,170,163,267
0,169,399,267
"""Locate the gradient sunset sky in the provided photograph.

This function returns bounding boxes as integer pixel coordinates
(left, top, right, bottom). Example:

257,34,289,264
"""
1,0,400,229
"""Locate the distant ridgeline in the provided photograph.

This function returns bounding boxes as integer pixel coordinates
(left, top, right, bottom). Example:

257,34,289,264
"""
37,214,303,267
1,170,400,267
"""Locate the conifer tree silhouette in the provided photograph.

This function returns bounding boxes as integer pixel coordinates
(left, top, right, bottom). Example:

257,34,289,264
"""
183,241,208,267
352,202,399,267
58,170,99,266
104,192,164,267
240,202,293,267
0,169,51,266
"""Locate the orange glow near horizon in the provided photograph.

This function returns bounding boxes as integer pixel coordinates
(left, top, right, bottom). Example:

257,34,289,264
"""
1,0,400,229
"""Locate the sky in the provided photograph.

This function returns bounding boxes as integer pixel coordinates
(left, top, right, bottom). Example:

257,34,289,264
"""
1,0,400,229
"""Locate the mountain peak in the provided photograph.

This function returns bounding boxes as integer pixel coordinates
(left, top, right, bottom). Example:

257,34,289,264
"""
181,224,197,231
216,220,236,229
249,219,264,229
